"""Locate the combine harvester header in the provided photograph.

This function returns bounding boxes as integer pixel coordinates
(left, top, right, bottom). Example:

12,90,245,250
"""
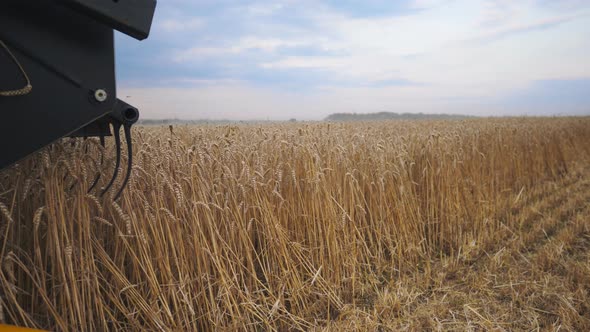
0,0,157,199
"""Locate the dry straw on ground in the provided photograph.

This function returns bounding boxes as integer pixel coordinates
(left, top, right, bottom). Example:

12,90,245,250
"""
0,117,589,331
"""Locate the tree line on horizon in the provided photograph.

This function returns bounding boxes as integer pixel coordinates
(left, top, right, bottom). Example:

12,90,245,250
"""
324,111,475,121
137,112,475,125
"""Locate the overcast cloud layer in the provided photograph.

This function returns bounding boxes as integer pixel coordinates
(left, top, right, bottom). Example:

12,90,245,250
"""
116,0,590,120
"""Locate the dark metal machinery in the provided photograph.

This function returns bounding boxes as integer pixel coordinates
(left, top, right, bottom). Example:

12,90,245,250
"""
0,0,157,199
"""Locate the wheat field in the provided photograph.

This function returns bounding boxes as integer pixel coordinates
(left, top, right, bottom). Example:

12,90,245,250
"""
0,117,589,331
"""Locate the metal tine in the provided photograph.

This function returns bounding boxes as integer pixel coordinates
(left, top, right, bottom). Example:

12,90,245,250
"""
100,122,122,197
88,134,105,192
113,124,133,201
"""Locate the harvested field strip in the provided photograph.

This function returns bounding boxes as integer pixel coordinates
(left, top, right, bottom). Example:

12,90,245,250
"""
516,168,590,252
324,164,590,330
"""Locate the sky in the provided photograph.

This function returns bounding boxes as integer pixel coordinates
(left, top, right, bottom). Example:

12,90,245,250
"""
115,0,590,120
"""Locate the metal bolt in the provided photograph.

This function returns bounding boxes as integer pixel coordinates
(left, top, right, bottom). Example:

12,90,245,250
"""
94,89,108,102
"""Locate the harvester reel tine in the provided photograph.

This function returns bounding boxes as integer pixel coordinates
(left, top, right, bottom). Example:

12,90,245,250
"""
100,123,122,197
113,124,133,201
88,134,106,193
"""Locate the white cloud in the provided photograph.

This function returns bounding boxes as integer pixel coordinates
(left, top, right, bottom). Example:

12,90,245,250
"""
125,0,590,119
411,0,452,9
173,47,228,61
159,18,204,32
261,56,350,69
257,0,590,96
478,0,528,27
173,37,311,62
245,3,285,16
234,37,307,52
478,0,590,28
462,12,588,44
